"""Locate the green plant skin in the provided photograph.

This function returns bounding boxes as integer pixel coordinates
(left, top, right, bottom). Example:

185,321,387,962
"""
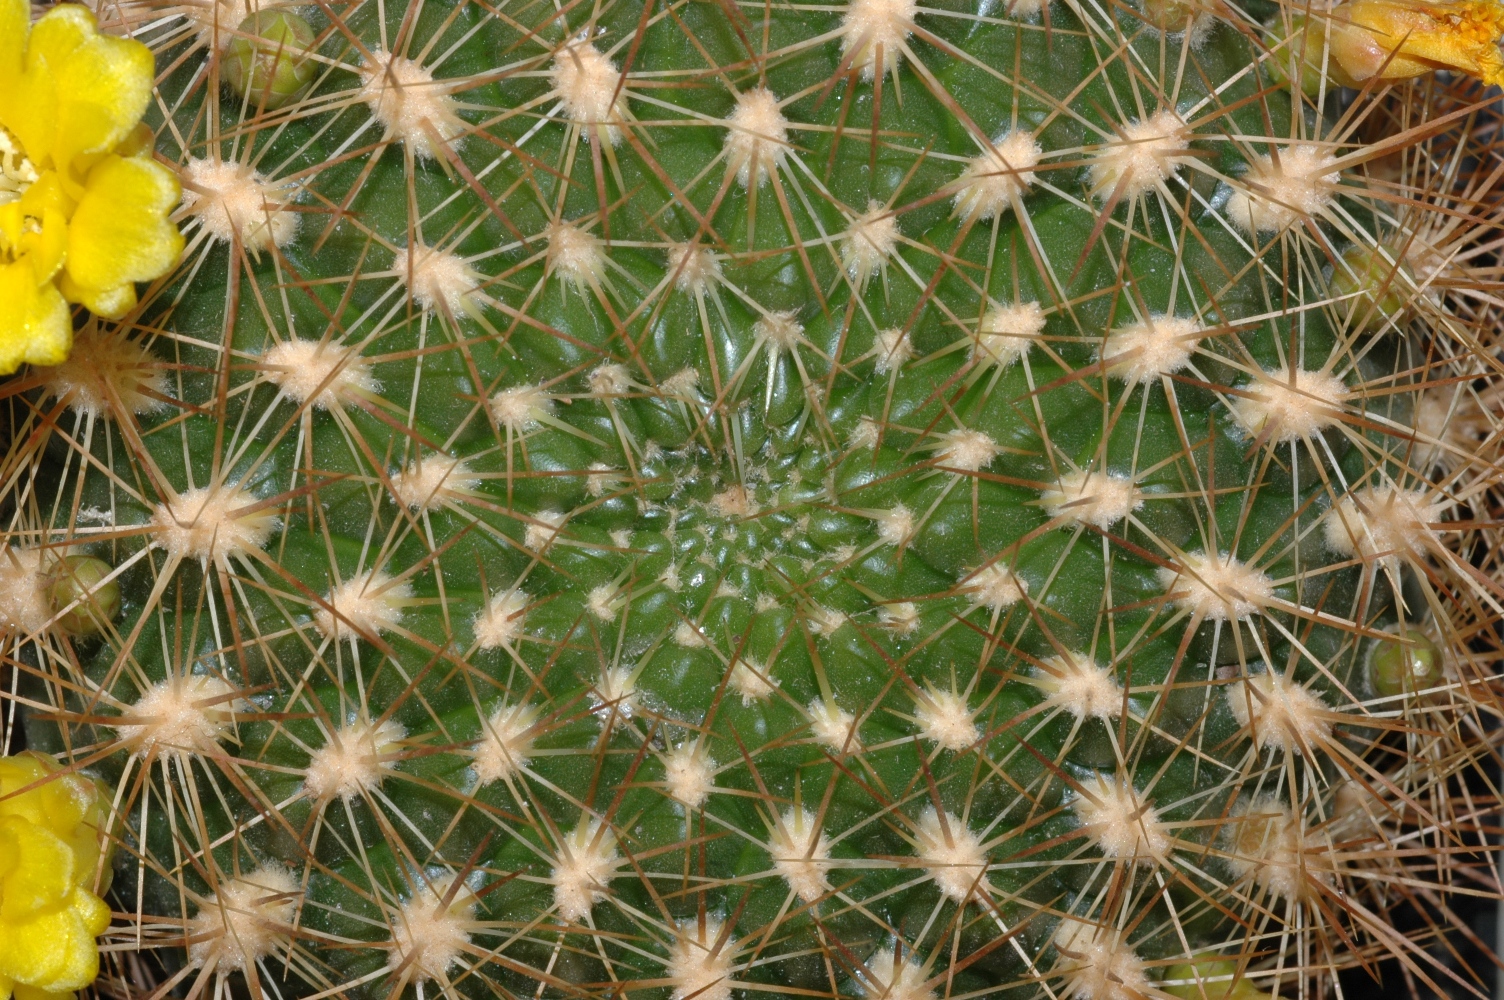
17,0,1438,996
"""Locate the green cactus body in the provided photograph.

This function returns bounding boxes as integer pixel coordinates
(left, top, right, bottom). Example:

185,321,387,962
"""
11,0,1494,997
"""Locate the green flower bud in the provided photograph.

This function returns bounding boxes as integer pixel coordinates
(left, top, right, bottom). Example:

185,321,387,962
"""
1265,13,1346,95
1368,628,1444,699
1162,958,1271,1000
1330,242,1419,331
224,11,317,110
47,555,121,637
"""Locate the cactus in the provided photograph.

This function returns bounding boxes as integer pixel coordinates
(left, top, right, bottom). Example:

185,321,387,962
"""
4,0,1504,998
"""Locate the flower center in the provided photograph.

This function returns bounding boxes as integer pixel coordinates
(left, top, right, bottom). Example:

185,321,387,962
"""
0,126,38,206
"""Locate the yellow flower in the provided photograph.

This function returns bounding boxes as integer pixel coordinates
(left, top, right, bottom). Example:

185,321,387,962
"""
1324,0,1504,86
0,752,113,1000
0,0,183,376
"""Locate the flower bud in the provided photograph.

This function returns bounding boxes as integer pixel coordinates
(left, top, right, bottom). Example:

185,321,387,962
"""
1325,0,1504,86
1266,13,1356,94
1330,242,1419,330
1368,628,1444,699
47,555,121,636
224,10,318,110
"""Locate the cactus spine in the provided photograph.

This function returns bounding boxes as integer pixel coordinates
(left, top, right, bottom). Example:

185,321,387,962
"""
4,0,1504,999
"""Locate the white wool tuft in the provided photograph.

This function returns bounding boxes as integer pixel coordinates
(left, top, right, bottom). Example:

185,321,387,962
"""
666,243,723,293
841,0,919,78
1225,670,1331,755
953,131,1042,223
304,717,406,801
180,158,298,250
914,687,979,751
1229,366,1348,443
841,201,901,288
359,51,466,158
38,327,167,419
729,657,778,704
551,818,620,921
545,220,607,289
393,243,480,315
858,944,935,1000
1223,796,1332,901
769,807,832,903
393,454,476,512
592,664,637,717
474,589,529,650
1226,145,1340,235
0,548,49,634
724,88,789,188
116,675,241,757
756,311,804,351
1052,918,1149,1000
1323,485,1446,566
962,563,1027,612
663,744,716,809
1087,110,1192,200
710,484,756,517
587,582,625,622
187,868,299,972
666,919,737,1000
524,510,567,553
315,570,411,641
1036,653,1122,720
879,601,921,636
1040,471,1142,530
152,485,278,565
914,806,989,901
973,300,1046,369
933,428,1002,472
471,701,539,785
673,620,710,648
874,504,914,548
262,339,377,410
873,328,913,374
589,363,632,398
1159,551,1275,621
1071,773,1170,862
1099,314,1201,385
387,876,477,982
550,39,628,144
491,384,556,433
809,697,859,752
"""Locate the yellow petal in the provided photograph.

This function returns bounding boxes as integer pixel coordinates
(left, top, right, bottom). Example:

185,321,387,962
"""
50,20,155,166
22,6,93,69
64,154,182,316
0,816,74,923
25,205,69,286
1329,0,1504,85
13,987,75,1000
0,261,71,374
6,7,88,171
0,0,23,89
0,904,101,992
0,756,112,904
3,6,154,173
1,60,57,180
0,202,21,252
57,273,135,319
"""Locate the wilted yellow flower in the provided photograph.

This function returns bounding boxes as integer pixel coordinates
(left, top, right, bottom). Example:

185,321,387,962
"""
0,752,113,1000
1324,0,1504,86
0,0,183,376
